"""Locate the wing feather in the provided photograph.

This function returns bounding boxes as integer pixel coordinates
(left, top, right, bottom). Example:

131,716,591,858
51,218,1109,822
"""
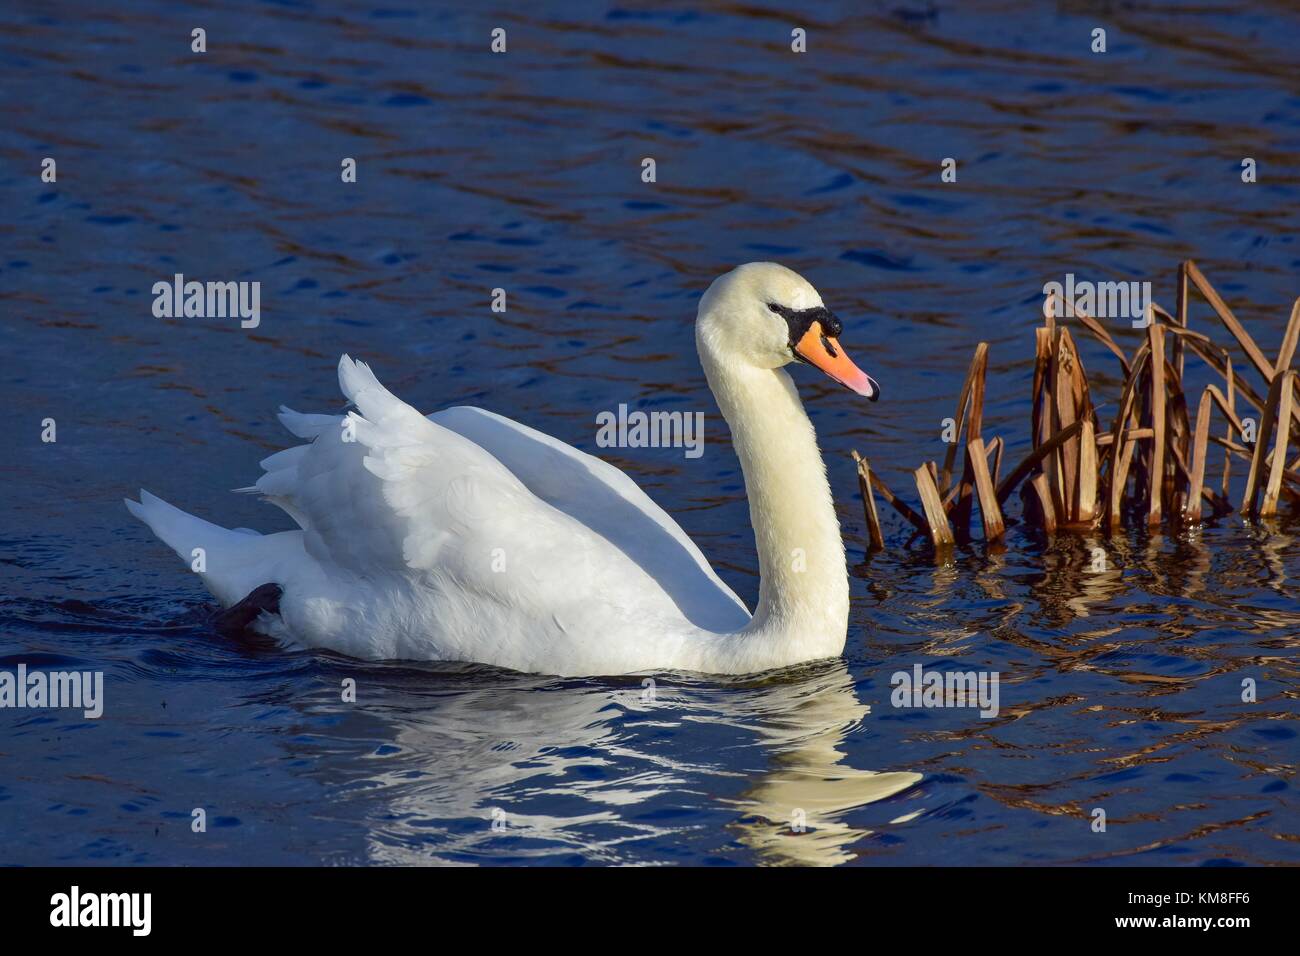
239,356,748,636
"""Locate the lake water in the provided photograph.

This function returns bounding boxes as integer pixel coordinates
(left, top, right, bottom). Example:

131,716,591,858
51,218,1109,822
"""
2,1,1298,865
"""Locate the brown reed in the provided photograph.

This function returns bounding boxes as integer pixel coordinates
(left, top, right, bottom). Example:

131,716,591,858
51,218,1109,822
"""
852,260,1300,550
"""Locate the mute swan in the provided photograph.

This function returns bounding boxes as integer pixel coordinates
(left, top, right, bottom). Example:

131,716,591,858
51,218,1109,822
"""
127,262,880,676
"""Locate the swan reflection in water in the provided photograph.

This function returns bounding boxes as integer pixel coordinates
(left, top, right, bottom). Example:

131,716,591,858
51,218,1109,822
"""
292,658,921,866
715,663,922,866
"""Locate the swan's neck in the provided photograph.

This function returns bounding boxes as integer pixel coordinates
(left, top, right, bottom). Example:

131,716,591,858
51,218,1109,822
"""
699,344,849,667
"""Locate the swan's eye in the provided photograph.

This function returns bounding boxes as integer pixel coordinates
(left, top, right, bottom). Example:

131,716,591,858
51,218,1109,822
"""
767,302,842,351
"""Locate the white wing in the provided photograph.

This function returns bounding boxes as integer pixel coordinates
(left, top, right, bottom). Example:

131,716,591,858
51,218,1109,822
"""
246,357,748,666
431,404,749,629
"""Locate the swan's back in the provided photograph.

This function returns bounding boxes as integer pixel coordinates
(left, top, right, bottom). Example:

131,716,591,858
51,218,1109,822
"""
130,356,749,674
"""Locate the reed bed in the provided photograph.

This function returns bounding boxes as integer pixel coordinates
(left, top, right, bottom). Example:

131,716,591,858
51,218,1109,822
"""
853,260,1300,550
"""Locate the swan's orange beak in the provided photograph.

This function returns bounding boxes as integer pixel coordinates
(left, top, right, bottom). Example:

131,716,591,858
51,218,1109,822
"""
794,323,880,401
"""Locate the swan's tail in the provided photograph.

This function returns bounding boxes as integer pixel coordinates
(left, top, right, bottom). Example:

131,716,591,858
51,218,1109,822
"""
125,489,297,608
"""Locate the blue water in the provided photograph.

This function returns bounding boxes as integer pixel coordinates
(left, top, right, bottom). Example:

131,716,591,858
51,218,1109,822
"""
2,1,1298,865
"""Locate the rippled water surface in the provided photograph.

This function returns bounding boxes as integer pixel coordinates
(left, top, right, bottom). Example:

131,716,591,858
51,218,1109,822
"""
2,1,1298,865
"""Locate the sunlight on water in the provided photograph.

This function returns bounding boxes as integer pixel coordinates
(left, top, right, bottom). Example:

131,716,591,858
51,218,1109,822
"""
1,1,1297,865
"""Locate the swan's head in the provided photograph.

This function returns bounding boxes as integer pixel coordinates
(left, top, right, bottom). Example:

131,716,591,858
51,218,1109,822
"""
697,262,880,400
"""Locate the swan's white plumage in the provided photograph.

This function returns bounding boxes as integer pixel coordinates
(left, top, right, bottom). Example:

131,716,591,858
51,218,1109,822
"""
128,263,866,676
131,356,754,674
124,489,306,609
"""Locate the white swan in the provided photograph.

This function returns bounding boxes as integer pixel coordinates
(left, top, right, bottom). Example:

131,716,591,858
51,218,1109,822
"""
127,262,880,676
